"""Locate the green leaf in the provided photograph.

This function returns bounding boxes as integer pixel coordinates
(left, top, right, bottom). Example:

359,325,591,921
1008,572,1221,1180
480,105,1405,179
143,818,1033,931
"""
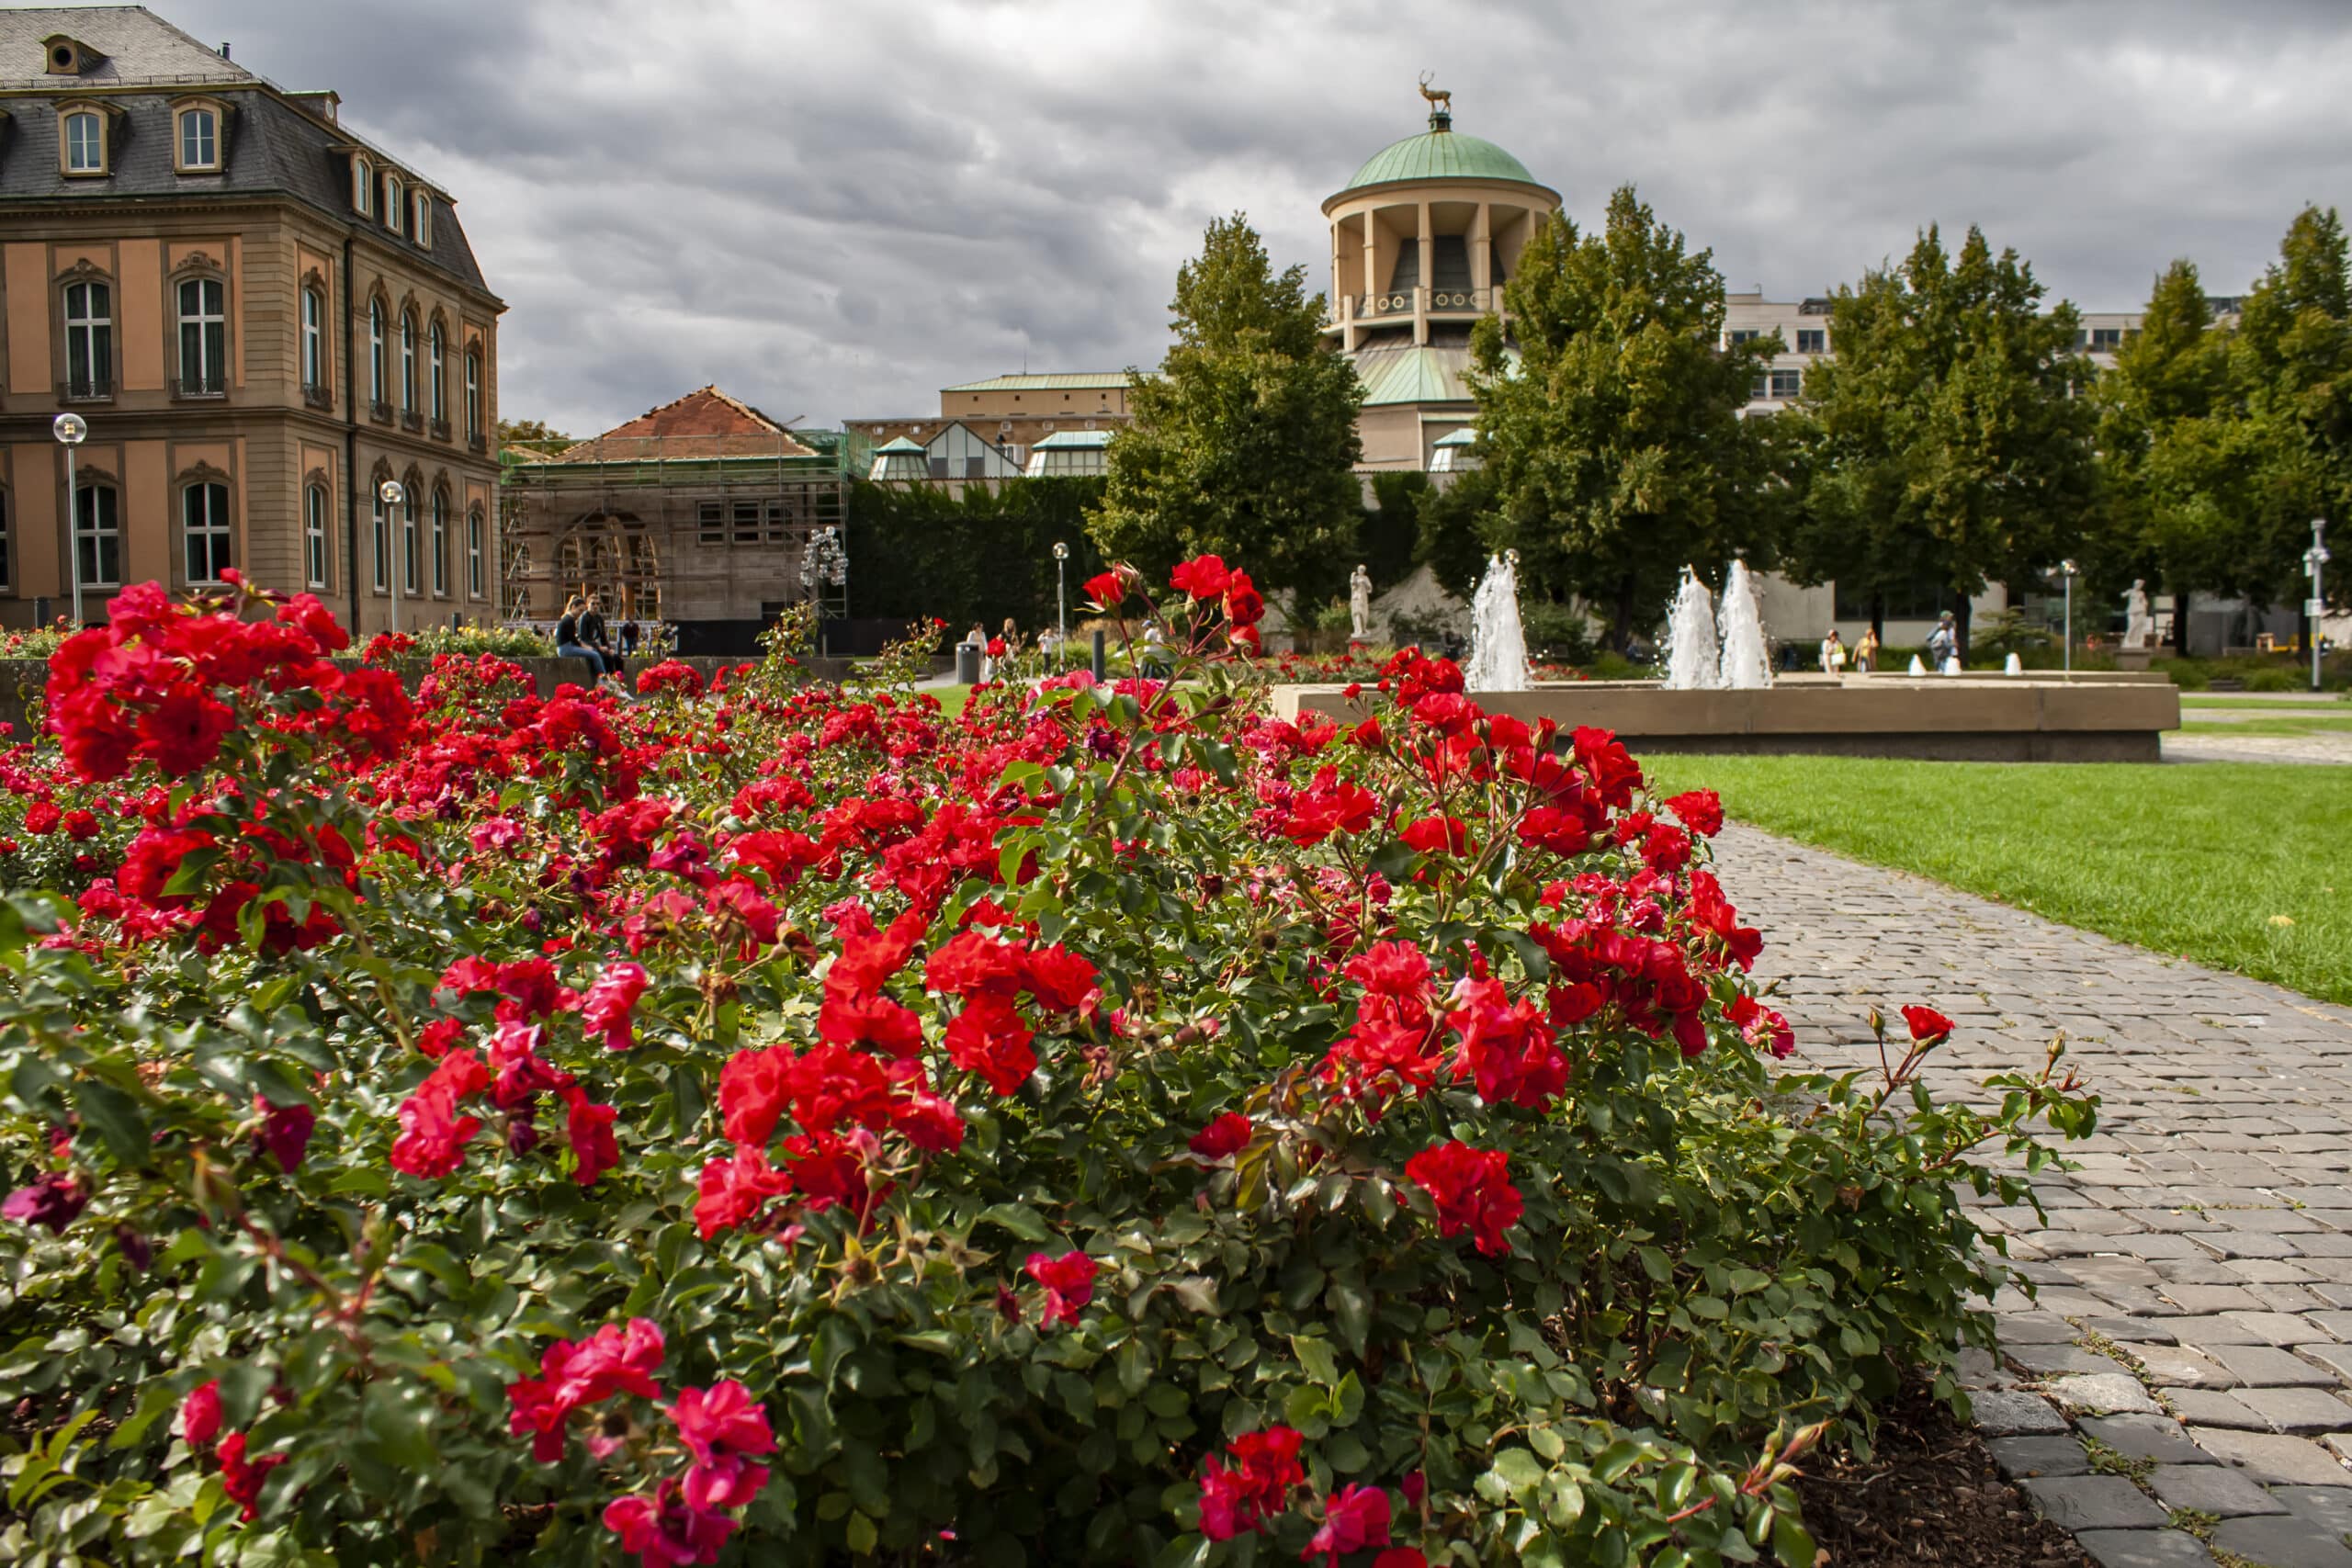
72,1077,149,1168
1290,1334,1339,1388
978,1203,1053,1242
1490,1447,1546,1501
1773,1512,1817,1568
846,1511,878,1554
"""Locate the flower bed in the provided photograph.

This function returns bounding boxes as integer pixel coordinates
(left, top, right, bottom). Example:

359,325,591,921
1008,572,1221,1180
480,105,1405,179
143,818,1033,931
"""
0,561,2091,1564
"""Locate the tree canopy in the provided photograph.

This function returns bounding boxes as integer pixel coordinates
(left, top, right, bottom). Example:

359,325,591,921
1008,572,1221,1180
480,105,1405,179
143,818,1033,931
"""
1786,224,2096,653
1463,186,1783,649
1089,215,1364,601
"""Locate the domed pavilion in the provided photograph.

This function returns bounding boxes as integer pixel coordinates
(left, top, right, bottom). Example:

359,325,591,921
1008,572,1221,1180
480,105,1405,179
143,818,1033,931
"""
1323,94,1559,471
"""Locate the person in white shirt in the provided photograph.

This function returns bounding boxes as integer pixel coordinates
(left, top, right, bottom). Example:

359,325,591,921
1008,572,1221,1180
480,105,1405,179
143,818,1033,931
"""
1820,628,1848,674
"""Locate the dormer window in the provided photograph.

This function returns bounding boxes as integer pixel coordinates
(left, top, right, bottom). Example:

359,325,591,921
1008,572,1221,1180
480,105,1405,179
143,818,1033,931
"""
42,35,102,75
352,155,372,215
382,173,402,233
61,108,107,176
175,105,219,173
411,192,432,248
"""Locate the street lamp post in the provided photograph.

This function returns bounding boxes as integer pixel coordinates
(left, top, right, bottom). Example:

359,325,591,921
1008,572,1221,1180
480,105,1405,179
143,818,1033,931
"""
379,479,405,634
1052,540,1069,664
2307,519,2331,694
53,413,87,626
2060,558,2080,674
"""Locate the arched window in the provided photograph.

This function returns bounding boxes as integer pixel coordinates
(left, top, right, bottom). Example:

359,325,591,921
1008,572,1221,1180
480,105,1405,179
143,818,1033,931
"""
63,280,111,399
175,106,217,172
467,506,485,598
368,299,386,408
182,482,232,583
370,481,390,592
412,192,433,248
464,350,482,443
383,173,402,233
401,482,420,594
400,310,417,412
429,322,447,425
352,155,373,215
300,285,324,390
175,275,225,395
62,110,103,175
430,489,449,595
305,482,330,589
74,480,120,589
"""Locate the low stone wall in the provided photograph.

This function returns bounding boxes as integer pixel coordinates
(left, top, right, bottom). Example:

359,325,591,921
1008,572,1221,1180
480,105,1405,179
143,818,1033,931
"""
1272,674,2183,763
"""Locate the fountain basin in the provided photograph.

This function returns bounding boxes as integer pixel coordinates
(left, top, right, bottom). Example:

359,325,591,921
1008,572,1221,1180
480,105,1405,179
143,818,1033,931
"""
1272,672,2181,762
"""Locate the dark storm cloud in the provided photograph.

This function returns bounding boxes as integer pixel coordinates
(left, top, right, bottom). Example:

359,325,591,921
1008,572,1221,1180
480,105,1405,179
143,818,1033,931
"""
148,0,2352,434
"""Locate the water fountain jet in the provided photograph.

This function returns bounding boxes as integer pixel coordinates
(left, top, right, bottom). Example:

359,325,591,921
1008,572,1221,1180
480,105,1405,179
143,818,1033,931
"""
1464,551,1530,692
1661,568,1723,690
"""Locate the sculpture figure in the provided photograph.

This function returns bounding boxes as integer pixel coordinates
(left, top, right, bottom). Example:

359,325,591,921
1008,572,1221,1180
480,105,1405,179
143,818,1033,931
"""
2123,580,2154,649
1418,73,1452,113
1350,564,1373,640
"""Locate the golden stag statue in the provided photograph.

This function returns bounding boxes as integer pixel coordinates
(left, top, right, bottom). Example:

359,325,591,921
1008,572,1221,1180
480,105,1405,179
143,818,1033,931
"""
1418,73,1451,113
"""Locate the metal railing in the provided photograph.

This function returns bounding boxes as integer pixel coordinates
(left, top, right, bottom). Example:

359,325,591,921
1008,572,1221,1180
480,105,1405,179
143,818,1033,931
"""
468,431,488,454
430,417,452,443
58,376,111,403
172,373,226,399
368,399,393,423
301,383,334,411
401,409,424,434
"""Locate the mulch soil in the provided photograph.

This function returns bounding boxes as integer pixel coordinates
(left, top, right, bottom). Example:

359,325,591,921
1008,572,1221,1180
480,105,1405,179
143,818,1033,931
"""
1794,1383,2096,1567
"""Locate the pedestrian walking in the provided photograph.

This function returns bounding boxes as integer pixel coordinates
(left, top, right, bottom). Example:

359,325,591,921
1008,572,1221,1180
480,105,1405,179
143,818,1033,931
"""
1853,626,1879,673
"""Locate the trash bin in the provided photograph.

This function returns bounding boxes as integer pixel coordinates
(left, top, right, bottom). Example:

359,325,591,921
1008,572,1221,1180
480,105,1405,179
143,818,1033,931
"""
955,640,982,685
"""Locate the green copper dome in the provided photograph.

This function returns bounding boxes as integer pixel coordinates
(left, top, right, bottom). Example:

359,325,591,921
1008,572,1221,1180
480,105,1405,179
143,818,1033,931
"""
1341,118,1544,193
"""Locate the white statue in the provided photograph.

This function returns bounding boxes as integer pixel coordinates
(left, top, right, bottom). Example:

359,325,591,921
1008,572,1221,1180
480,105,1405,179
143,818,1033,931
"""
1349,564,1373,640
2123,580,2154,649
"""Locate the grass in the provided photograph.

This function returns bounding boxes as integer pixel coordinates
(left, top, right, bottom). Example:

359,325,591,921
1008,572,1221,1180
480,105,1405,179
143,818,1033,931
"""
2182,694,2349,710
1645,755,2352,1005
2179,712,2352,738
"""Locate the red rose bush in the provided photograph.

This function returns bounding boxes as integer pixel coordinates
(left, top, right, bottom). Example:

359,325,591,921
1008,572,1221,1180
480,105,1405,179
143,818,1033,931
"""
0,566,2091,1562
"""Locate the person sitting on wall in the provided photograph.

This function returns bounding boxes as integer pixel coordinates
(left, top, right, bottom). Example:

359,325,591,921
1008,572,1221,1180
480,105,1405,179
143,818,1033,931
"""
581,594,623,682
555,595,606,678
1820,627,1848,674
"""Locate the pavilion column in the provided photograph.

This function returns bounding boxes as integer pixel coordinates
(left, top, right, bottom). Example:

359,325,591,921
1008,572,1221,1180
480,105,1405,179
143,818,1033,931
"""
1415,200,1432,345
1361,210,1377,344
1472,202,1492,303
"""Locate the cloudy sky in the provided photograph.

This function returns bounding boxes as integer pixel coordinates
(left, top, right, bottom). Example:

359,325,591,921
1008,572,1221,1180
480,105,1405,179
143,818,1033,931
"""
148,0,2352,437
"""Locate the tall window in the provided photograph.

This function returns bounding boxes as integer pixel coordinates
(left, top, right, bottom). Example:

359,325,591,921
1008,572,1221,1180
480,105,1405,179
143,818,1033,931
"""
353,156,373,215
62,111,103,174
401,487,420,594
368,299,386,405
182,483,232,583
176,107,217,171
400,311,417,412
429,323,447,423
74,481,120,589
467,506,484,598
430,491,449,595
464,350,481,440
383,174,402,232
412,192,432,248
300,286,324,389
63,281,111,398
305,483,330,589
370,485,390,592
176,276,225,393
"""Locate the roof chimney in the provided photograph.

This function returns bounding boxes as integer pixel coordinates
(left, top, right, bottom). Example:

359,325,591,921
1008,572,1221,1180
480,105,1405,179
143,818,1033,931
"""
218,41,231,59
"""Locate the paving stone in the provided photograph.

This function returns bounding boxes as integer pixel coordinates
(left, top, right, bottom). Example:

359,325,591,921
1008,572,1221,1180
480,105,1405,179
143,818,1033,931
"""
1997,1310,2086,1344
2301,1346,2352,1385
2094,1318,2181,1345
2209,1512,2352,1567
1987,1434,2092,1479
2080,1414,2216,1466
2190,1427,2352,1486
2165,1285,2271,1313
2012,1341,2132,1377
1972,1388,2073,1436
2125,1343,2241,1388
2148,1461,2290,1516
2209,1343,2342,1387
2169,1314,2273,1347
2278,1485,2352,1531
2240,1386,2352,1435
2054,1372,2164,1416
2226,1310,2342,1345
2021,1474,2170,1531
2073,1530,2219,1568
2163,1388,2269,1429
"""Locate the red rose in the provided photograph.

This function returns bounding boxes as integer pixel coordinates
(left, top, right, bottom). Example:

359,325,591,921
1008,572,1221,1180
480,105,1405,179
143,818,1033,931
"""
1170,554,1231,600
181,1379,223,1451
1187,1112,1253,1159
1223,570,1264,628
1083,569,1129,608
1023,1248,1097,1327
1305,1483,1392,1566
944,994,1036,1096
1902,1005,1955,1043
1405,1140,1523,1256
1664,788,1724,838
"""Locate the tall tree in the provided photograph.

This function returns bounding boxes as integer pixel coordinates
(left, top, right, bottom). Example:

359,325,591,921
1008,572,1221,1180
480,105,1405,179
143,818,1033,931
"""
1090,215,1363,598
1464,186,1781,649
2228,206,2352,648
1789,225,2096,657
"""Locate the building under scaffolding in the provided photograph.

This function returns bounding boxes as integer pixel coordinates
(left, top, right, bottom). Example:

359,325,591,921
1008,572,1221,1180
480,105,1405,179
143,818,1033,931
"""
499,387,872,655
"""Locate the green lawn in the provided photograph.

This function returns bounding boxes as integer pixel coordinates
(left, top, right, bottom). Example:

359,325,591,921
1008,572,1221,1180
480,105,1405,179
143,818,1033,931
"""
2179,712,2352,737
2182,694,2349,710
1645,755,2352,1005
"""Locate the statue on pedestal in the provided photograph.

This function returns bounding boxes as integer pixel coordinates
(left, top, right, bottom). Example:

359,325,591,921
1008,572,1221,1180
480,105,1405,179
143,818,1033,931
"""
2123,580,2154,649
1350,564,1373,640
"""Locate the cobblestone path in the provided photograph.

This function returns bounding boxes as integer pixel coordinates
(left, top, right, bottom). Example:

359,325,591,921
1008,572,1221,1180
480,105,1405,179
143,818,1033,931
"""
1713,822,2352,1568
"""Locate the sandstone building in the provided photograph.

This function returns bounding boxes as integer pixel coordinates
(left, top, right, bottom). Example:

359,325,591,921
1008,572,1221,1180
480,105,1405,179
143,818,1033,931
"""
0,6,503,634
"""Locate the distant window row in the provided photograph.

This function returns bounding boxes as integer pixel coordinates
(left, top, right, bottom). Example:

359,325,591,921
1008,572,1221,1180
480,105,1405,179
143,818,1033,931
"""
2076,327,2135,352
52,276,481,434
58,102,231,179
696,500,808,547
368,481,488,599
1749,368,1803,400
347,155,435,249
1727,328,1828,354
